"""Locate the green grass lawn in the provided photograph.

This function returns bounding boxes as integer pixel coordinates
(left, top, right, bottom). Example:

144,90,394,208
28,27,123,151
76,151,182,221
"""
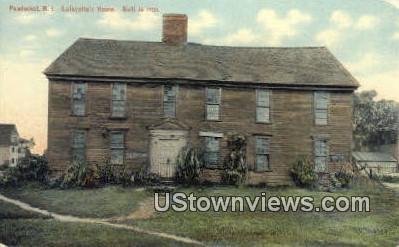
124,182,399,246
1,180,399,246
0,198,193,246
0,183,151,218
0,218,194,247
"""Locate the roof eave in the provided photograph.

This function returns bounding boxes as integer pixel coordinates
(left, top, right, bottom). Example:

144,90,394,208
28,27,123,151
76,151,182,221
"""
44,73,358,90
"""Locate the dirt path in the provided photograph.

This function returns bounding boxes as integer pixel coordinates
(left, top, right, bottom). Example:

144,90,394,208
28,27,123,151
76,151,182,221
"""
0,193,204,246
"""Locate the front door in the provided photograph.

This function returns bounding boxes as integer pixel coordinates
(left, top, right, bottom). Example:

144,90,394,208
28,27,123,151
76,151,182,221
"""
149,130,187,178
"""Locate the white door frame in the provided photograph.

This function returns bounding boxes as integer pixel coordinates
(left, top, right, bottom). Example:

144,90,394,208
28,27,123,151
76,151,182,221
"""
149,129,188,178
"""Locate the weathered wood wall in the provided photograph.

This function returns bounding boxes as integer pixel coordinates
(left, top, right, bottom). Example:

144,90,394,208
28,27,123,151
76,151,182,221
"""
47,80,353,185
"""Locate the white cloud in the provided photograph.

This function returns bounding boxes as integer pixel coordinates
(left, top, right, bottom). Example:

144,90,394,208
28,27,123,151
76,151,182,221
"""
383,0,399,9
345,53,381,75
97,12,160,31
14,13,36,24
315,29,341,46
223,28,257,45
19,49,35,58
330,10,353,29
315,11,379,47
45,28,62,37
189,10,218,35
355,15,380,30
356,68,399,101
204,28,258,46
256,9,312,45
24,34,37,41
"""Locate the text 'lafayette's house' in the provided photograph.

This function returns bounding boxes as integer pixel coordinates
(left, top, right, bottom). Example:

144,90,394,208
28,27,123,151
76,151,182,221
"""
44,14,359,185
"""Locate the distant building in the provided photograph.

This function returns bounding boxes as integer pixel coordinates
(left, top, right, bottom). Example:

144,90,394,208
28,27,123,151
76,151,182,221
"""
0,124,33,167
353,151,398,176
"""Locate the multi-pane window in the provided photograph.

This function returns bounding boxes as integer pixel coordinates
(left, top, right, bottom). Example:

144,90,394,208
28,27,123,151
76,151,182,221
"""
72,130,86,163
112,83,127,118
314,139,328,172
255,136,271,171
204,136,220,166
256,90,270,123
72,82,87,116
163,85,177,118
206,88,221,120
314,92,329,125
110,132,125,165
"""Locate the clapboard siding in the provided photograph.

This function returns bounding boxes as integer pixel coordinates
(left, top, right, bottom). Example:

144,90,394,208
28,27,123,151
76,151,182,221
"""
47,80,354,185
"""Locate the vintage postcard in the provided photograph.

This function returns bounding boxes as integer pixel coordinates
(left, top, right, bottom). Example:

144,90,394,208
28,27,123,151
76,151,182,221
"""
0,0,398,246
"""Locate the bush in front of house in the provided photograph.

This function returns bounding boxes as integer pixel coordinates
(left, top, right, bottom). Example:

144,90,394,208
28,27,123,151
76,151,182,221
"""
60,161,100,189
222,134,248,186
133,168,161,186
0,155,49,187
175,146,204,185
334,162,354,188
290,156,318,188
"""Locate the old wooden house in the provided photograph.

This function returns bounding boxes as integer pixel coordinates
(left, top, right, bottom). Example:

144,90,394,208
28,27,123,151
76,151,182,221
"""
44,14,359,185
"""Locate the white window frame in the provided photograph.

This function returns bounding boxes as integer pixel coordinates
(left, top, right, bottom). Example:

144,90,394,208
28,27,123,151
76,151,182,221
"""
204,136,220,166
110,131,125,165
314,92,329,125
256,89,271,123
314,138,329,172
205,87,221,121
163,85,178,118
71,82,87,116
255,136,271,171
111,83,127,118
71,130,86,163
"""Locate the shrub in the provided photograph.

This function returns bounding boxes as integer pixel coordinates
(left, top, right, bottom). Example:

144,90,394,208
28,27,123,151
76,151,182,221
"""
335,162,354,188
222,134,247,186
290,156,317,187
135,170,161,186
61,161,100,189
175,146,203,185
0,155,49,187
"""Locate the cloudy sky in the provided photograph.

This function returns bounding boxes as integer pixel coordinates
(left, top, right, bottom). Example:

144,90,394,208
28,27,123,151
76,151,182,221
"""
0,0,398,153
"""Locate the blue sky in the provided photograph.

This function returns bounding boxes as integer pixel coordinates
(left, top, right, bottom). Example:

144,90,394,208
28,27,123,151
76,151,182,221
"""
0,0,398,153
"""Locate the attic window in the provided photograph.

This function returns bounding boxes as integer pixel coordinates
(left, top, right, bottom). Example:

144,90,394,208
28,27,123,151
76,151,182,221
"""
112,83,127,118
206,87,221,121
314,92,329,125
72,82,87,116
163,85,177,118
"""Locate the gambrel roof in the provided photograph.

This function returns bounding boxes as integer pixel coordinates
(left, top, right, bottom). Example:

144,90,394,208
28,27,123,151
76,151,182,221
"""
44,38,359,88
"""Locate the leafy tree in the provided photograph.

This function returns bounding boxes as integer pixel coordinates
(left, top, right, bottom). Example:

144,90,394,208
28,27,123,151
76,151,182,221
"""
353,90,398,150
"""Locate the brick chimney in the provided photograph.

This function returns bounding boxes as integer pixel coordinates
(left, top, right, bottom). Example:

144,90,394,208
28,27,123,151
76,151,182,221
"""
162,14,187,45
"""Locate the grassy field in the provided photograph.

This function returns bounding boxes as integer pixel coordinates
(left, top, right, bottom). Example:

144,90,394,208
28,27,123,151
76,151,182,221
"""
1,180,399,246
0,198,192,246
124,183,399,246
0,183,152,218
